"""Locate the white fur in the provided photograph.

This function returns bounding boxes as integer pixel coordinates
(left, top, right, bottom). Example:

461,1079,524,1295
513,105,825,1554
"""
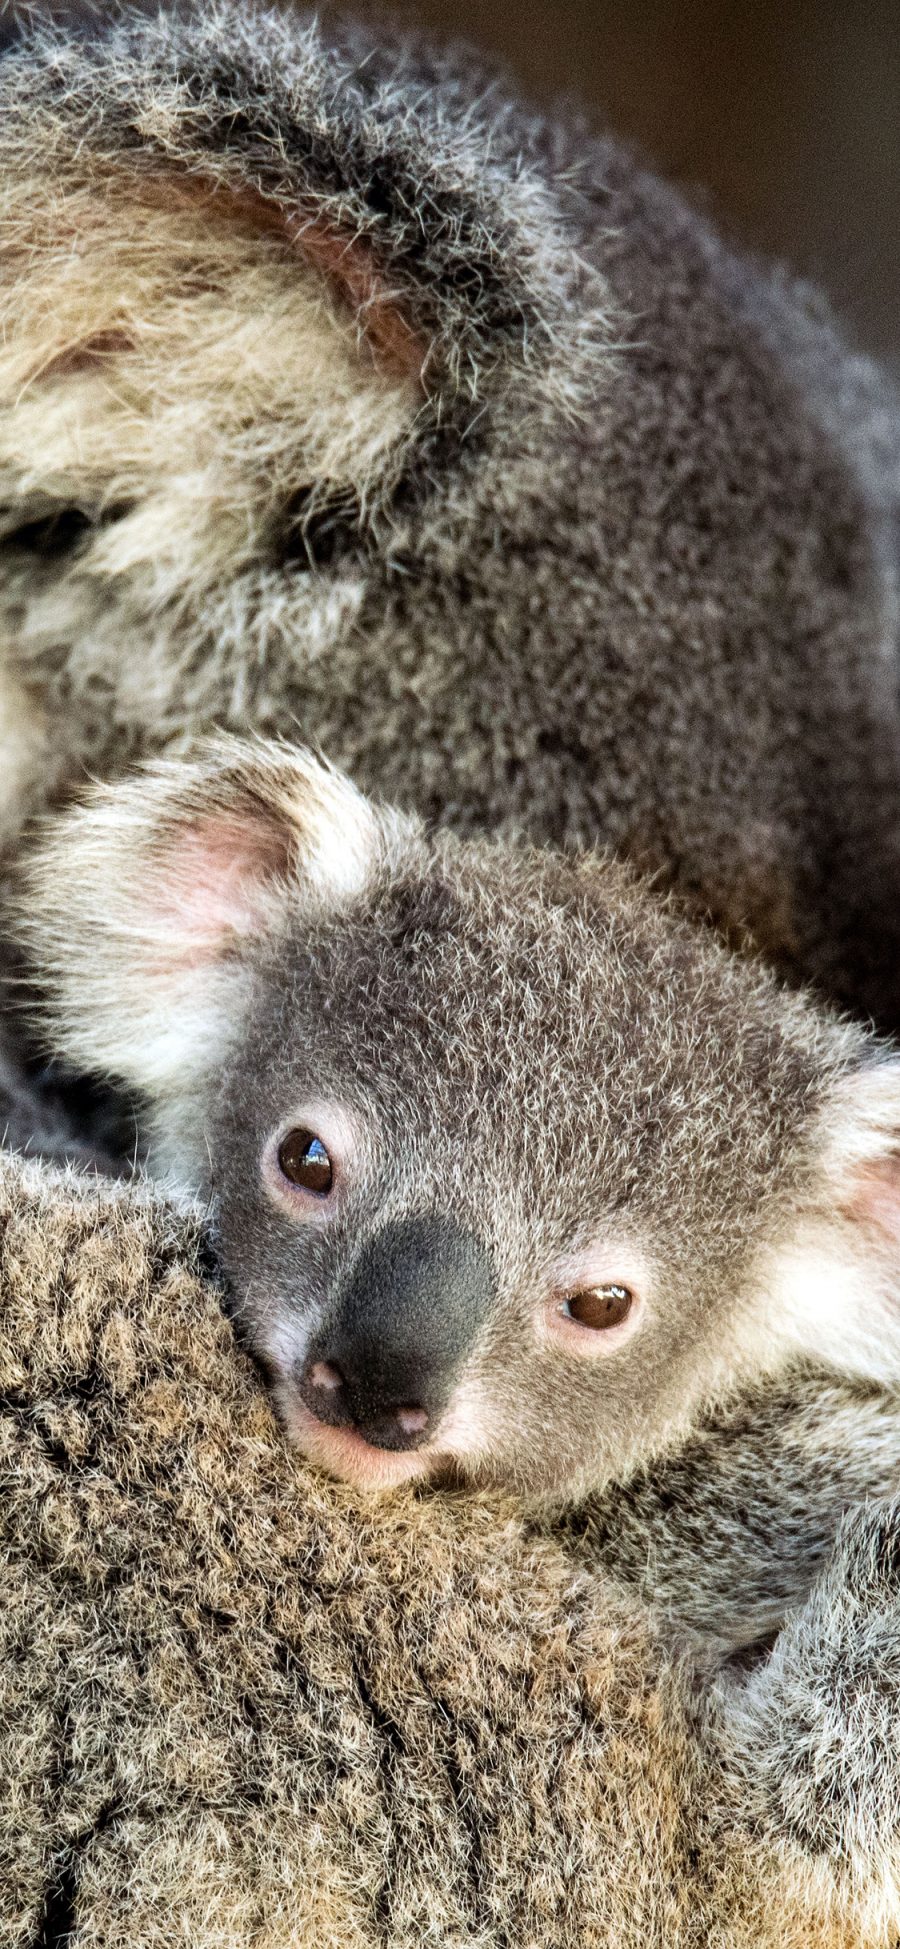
0,166,420,629
16,738,418,1120
762,1232,900,1384
817,1059,900,1179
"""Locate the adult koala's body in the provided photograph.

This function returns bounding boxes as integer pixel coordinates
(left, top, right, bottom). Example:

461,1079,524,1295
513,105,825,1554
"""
6,1148,900,1949
0,2,898,1024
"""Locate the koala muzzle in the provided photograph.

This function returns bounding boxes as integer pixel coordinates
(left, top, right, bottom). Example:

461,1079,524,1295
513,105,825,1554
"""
299,1214,493,1450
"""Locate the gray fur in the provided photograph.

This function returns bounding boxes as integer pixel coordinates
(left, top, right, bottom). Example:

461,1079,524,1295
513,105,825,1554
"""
5,13,900,1891
5,1152,900,1941
18,738,900,1523
712,1494,900,1892
559,1369,900,1650
5,0,900,1635
0,1,898,1028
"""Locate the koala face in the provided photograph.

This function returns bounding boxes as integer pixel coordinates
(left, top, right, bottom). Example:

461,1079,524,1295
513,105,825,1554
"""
203,863,797,1499
19,738,900,1503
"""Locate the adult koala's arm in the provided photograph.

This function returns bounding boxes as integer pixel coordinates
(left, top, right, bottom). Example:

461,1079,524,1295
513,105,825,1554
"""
560,1371,900,1652
0,3,898,1025
710,1497,900,1911
1,1141,900,1949
568,1380,900,1909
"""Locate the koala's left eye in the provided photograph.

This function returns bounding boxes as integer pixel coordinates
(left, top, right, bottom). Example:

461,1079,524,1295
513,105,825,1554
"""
278,1128,334,1195
560,1284,633,1330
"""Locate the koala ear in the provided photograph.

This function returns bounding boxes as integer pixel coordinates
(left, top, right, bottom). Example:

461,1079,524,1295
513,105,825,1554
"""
820,1059,900,1245
17,738,412,1103
0,9,602,599
771,1058,900,1384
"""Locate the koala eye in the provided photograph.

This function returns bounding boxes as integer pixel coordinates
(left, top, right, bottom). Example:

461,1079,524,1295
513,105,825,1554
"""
559,1284,633,1330
277,1128,334,1196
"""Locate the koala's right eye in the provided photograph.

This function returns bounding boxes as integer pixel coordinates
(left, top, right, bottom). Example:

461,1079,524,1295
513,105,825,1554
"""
277,1128,334,1196
561,1284,633,1329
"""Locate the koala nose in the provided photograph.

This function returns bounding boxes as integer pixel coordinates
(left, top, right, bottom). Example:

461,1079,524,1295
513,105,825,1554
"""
299,1214,493,1450
300,1357,431,1449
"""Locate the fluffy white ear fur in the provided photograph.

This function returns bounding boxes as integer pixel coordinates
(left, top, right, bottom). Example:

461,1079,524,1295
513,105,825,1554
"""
17,736,412,1110
766,1059,900,1387
0,167,423,603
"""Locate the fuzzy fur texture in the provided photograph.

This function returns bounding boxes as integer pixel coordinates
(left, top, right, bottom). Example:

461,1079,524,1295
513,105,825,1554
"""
3,11,900,1936
0,2,898,1027
569,1370,900,1651
19,734,900,1512
4,1144,900,1948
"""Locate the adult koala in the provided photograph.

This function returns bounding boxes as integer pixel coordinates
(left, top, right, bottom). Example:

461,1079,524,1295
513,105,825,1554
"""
4,1149,900,1949
2,14,900,1938
0,0,897,1031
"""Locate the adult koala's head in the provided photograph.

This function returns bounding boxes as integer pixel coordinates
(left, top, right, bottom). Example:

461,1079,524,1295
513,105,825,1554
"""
19,738,900,1505
2,1,899,1038
0,0,606,822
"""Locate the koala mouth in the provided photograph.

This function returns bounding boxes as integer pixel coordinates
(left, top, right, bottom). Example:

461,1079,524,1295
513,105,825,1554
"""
277,1391,435,1492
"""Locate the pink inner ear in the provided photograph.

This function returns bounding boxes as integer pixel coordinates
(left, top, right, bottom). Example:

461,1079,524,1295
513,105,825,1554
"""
151,813,291,964
111,172,430,387
285,214,429,383
845,1156,900,1248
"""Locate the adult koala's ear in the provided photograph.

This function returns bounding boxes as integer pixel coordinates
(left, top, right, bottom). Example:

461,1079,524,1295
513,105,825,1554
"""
17,738,415,1105
0,2,604,594
771,1058,900,1386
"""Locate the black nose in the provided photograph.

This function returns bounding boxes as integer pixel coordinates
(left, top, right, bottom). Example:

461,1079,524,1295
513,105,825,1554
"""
299,1214,493,1450
300,1356,432,1450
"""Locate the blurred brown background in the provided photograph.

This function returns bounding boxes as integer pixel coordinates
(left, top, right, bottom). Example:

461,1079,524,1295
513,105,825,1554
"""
4,0,897,366
354,0,899,371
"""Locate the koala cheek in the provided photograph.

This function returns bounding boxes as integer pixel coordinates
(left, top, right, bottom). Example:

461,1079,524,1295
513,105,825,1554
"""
248,1312,319,1387
433,1375,495,1463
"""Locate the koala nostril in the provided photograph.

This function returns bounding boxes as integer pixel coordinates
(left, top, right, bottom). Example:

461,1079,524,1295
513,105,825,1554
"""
394,1405,428,1436
356,1401,431,1451
307,1359,343,1393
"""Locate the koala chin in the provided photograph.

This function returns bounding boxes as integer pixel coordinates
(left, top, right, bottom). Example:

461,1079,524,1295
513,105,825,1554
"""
17,736,900,1508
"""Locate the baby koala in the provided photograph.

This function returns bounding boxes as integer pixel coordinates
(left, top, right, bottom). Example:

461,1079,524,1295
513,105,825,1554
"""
16,736,900,1505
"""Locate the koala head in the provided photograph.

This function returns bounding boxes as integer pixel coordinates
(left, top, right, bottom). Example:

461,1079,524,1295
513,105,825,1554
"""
18,738,900,1503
